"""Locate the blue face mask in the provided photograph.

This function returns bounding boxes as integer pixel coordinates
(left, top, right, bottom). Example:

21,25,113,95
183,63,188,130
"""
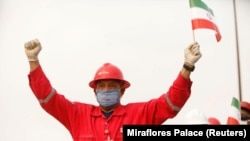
96,89,120,107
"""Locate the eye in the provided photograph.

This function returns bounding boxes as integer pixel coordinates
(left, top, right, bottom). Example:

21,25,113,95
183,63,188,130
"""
108,84,117,89
96,83,105,89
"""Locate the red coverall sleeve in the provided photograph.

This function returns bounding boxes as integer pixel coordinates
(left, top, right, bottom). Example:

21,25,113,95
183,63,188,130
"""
28,65,73,131
126,72,192,124
166,72,192,113
150,72,192,123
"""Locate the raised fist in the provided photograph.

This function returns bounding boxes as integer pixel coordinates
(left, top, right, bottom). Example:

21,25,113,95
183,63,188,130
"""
24,39,42,61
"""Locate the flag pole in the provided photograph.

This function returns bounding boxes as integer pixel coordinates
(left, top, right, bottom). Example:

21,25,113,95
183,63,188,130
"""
192,30,196,42
233,0,242,102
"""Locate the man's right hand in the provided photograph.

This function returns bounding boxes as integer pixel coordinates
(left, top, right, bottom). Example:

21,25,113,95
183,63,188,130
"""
24,39,42,61
184,42,202,66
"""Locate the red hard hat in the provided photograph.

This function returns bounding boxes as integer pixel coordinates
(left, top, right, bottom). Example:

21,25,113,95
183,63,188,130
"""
89,63,130,89
185,109,209,124
208,117,221,125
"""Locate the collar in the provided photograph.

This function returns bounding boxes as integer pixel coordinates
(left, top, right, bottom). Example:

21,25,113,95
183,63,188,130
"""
91,104,126,117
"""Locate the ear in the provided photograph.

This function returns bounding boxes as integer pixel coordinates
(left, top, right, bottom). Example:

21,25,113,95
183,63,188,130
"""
120,88,125,96
93,89,96,95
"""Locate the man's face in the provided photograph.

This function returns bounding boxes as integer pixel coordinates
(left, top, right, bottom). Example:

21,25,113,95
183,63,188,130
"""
95,79,124,98
94,79,124,110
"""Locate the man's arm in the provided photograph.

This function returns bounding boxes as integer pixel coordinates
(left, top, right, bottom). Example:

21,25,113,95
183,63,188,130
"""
29,61,40,72
162,42,202,115
24,39,73,130
180,67,191,79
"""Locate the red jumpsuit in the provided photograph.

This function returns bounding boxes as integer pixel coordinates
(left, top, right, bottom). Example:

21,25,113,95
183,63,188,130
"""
28,65,192,141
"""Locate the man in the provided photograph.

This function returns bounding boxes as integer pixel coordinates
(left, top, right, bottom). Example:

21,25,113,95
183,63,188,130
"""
24,39,202,141
240,101,250,125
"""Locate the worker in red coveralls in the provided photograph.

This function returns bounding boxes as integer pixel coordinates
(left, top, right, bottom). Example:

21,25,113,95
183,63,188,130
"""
24,39,202,141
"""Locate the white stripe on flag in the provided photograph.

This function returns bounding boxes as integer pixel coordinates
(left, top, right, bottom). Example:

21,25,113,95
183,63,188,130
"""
191,7,216,24
229,106,241,120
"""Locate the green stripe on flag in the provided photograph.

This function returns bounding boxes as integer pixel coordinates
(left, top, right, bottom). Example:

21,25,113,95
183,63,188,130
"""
231,97,240,110
189,0,214,16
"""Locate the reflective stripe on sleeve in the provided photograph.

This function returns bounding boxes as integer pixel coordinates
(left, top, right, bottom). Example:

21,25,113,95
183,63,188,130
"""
165,94,181,112
39,88,56,104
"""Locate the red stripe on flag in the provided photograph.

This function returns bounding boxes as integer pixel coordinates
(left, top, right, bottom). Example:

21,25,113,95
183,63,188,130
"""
227,117,240,125
191,19,221,42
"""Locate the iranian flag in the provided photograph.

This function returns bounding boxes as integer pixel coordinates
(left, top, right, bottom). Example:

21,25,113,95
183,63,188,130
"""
189,0,222,42
227,97,241,125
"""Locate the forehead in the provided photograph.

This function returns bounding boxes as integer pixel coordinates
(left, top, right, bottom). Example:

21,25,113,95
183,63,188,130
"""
96,79,122,84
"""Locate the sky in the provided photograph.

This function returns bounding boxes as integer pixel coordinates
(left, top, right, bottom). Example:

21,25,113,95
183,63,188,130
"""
0,0,249,140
